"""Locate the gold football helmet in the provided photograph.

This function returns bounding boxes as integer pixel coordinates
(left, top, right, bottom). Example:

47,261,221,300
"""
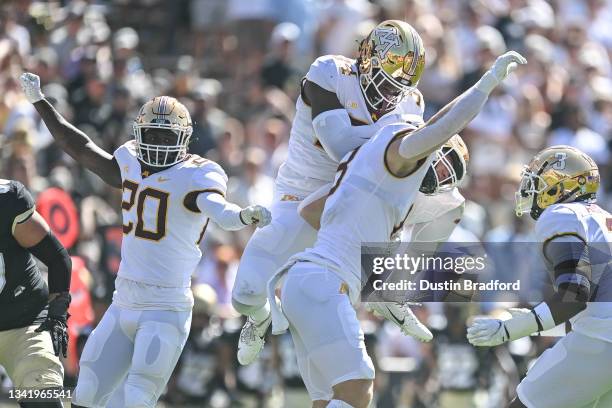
133,96,193,167
420,135,469,195
358,20,426,111
515,145,599,220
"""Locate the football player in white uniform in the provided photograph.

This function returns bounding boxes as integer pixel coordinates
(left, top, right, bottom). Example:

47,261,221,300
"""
235,20,429,365
19,73,271,408
267,51,526,408
297,140,469,340
467,146,612,408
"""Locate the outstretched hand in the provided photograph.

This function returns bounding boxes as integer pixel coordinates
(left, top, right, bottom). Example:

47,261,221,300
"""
19,72,44,104
489,51,527,82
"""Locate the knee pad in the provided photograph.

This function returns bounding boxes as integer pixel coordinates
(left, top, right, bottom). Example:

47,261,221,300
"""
232,265,271,307
327,399,355,408
231,297,266,316
132,322,182,378
72,366,102,408
123,380,157,408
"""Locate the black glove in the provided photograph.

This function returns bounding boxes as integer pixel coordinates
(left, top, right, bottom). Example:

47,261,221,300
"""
36,292,71,357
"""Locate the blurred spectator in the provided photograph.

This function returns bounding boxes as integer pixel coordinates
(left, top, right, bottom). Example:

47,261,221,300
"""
1,0,611,405
261,22,301,90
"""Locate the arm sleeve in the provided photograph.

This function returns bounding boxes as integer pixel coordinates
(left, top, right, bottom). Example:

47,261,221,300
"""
398,85,489,159
312,109,380,161
409,204,464,243
10,182,36,234
544,235,592,297
196,192,246,231
28,233,72,293
536,205,590,321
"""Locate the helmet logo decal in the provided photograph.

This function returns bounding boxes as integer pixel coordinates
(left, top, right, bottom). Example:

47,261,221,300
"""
374,26,400,59
552,152,567,170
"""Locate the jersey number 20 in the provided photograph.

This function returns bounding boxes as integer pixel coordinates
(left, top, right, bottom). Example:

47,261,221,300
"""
121,180,169,241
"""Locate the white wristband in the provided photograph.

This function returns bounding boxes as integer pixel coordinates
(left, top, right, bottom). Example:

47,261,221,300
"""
533,302,557,332
475,71,500,94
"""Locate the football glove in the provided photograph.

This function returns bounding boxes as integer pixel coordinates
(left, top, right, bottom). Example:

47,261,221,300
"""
476,51,527,94
466,317,509,347
467,306,551,347
36,292,71,357
240,205,272,228
19,72,45,103
490,51,527,82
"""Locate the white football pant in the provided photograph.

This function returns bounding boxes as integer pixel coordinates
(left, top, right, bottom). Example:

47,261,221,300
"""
517,330,612,408
232,199,317,311
281,261,375,401
72,303,191,408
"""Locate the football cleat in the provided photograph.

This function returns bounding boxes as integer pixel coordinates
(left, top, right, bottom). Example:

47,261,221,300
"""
237,314,272,365
366,302,433,342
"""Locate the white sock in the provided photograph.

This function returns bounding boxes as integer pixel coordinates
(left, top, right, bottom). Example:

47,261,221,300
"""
326,399,355,408
251,302,270,324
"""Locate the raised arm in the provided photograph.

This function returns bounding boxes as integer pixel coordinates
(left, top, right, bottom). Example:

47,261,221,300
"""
385,51,527,175
19,73,122,188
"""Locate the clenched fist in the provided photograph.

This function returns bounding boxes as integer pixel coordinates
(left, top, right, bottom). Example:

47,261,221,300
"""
19,72,44,103
240,205,272,228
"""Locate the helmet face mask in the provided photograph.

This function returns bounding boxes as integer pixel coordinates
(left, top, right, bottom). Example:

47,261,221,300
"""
133,96,193,168
420,135,469,195
358,20,425,112
514,167,547,218
361,67,412,111
515,145,600,220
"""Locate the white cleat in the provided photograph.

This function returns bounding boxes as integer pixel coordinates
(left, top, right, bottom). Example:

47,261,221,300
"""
366,302,433,342
237,315,272,365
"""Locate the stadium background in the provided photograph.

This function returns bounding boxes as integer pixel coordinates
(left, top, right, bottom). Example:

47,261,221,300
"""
0,0,610,406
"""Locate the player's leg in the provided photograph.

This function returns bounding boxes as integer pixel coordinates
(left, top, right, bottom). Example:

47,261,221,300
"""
0,325,65,407
516,331,612,408
289,321,333,405
72,303,137,408
123,308,191,408
281,262,375,408
234,199,317,364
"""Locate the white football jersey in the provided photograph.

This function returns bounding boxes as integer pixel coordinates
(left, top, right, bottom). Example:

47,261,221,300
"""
295,123,434,303
535,202,612,342
275,55,425,198
405,188,465,225
400,188,465,242
114,141,227,290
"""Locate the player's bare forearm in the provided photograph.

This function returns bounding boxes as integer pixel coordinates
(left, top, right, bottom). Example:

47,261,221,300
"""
33,99,122,188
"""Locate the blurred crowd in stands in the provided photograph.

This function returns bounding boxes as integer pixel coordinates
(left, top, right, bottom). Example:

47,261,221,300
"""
0,0,610,406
